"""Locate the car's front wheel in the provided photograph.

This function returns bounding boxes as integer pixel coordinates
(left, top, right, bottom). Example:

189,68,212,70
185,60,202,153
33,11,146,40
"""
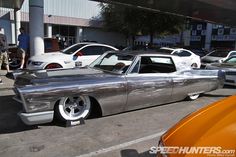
55,96,91,122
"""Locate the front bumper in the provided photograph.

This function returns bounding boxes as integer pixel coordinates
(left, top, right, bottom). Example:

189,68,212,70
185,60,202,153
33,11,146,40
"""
18,111,54,125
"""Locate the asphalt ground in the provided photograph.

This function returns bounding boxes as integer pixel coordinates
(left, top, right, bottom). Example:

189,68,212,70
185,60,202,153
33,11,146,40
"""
0,70,235,157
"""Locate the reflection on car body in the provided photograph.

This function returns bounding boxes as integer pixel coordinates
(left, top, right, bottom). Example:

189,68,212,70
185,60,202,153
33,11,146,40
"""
13,51,225,125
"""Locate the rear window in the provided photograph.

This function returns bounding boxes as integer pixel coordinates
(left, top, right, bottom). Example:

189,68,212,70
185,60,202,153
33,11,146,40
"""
62,44,87,54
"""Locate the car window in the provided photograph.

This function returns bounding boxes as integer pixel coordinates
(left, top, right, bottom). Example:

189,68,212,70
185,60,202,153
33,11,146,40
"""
138,56,176,73
229,52,236,57
173,50,191,57
62,44,87,54
80,46,105,55
102,46,115,53
90,53,134,73
224,57,236,63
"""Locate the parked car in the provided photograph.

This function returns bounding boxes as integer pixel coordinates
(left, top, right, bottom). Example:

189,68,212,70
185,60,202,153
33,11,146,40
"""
206,55,236,86
201,49,236,67
157,95,236,157
13,51,225,125
159,47,201,68
27,42,118,70
8,38,60,69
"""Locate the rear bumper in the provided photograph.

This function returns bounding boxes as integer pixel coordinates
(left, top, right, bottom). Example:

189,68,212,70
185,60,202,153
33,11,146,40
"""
18,111,54,125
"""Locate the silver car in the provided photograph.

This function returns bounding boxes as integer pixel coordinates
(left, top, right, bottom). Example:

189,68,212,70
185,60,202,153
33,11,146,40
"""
13,51,225,125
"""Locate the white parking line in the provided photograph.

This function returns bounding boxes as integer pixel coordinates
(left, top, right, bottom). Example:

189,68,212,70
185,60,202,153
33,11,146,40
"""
75,130,166,157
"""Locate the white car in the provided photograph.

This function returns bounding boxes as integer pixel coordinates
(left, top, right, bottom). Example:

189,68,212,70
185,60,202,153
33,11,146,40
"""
159,47,201,68
27,43,118,70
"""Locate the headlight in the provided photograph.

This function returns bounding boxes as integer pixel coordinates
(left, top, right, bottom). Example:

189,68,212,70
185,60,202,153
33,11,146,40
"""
31,61,43,66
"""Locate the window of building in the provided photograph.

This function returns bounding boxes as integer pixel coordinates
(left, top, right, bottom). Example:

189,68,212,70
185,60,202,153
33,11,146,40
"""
230,28,236,35
192,30,197,36
218,29,224,35
197,24,202,30
201,30,206,36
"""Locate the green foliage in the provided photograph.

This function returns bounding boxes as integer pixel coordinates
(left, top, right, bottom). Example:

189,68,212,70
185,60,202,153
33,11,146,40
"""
100,3,184,44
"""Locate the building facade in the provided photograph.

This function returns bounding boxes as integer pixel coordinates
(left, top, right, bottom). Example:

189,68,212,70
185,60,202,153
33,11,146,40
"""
0,0,126,47
190,21,236,50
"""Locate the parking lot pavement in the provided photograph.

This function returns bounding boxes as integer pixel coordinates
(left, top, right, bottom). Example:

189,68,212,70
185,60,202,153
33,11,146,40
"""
0,76,235,157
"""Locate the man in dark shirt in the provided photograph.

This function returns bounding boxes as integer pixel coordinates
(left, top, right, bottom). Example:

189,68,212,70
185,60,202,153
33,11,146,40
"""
0,27,10,84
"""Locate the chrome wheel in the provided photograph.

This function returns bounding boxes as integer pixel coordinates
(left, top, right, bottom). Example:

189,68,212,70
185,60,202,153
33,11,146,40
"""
188,94,200,100
58,96,91,121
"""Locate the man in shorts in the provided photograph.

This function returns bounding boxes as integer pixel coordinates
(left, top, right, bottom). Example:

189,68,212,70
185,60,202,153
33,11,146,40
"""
0,28,10,84
18,27,29,69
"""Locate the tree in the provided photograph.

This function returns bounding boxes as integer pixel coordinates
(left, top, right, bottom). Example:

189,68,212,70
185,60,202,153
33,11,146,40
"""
100,3,184,46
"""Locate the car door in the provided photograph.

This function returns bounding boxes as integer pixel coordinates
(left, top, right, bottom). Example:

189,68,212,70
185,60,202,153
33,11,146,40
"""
125,56,174,111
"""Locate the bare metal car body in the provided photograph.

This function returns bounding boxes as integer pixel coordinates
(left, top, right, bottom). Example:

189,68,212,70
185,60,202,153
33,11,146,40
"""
13,51,225,125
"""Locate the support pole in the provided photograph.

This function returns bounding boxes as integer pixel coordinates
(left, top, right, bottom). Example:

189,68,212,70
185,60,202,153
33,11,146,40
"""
29,0,44,56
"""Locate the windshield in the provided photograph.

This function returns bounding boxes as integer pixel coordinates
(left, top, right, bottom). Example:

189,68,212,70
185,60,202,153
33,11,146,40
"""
89,53,135,74
61,44,87,54
209,50,229,57
224,56,236,64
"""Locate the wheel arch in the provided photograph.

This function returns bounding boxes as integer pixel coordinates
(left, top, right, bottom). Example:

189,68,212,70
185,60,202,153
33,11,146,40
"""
44,62,63,69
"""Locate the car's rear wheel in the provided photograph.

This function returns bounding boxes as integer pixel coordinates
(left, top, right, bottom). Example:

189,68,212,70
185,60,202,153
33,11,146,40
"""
9,57,21,69
45,63,62,69
55,96,91,122
191,63,198,68
187,94,200,100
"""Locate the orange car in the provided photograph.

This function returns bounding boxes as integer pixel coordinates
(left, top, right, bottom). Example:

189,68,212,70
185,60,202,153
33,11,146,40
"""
157,95,236,157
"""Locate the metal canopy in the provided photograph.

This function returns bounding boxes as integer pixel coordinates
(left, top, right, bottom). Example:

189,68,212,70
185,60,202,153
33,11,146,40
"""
94,0,236,26
0,0,24,9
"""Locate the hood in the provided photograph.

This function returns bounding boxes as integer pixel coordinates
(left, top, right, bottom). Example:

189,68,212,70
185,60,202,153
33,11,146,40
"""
14,68,119,87
162,95,236,149
29,52,71,62
201,56,222,63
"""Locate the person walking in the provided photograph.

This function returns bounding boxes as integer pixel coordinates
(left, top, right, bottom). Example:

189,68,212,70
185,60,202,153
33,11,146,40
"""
18,27,29,69
0,27,10,84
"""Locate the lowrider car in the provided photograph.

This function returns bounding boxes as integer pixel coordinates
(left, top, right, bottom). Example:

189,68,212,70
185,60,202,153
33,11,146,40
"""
206,55,236,86
158,95,236,157
13,51,225,125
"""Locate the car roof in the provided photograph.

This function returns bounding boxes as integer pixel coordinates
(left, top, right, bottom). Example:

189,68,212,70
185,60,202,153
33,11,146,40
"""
114,50,180,58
